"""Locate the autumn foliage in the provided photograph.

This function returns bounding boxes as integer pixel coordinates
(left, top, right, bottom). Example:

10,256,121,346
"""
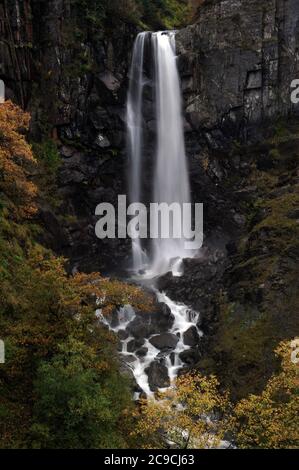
232,341,299,449
132,341,299,449
0,101,151,448
0,101,37,219
131,373,231,449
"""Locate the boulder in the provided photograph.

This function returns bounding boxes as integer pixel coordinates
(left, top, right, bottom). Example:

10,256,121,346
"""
119,354,136,380
135,347,148,358
127,338,144,353
127,302,174,339
183,326,200,347
127,316,154,339
146,361,170,391
155,302,175,331
149,333,179,351
117,329,129,341
179,348,200,366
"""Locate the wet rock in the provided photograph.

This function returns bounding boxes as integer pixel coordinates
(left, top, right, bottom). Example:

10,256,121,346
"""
90,106,109,130
149,302,174,332
183,326,200,347
170,352,176,365
119,355,136,380
60,145,75,158
179,348,200,366
121,354,136,365
94,133,110,148
135,347,148,358
127,316,154,339
127,338,144,353
146,361,170,391
109,310,120,329
117,329,129,341
156,245,229,336
128,302,174,339
99,71,120,92
149,333,179,351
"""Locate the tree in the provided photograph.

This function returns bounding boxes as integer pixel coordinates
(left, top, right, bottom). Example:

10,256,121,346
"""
30,338,132,449
0,100,37,219
232,340,299,449
131,373,230,449
0,101,152,448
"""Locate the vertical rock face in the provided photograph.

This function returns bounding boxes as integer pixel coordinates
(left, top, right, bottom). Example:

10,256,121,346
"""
0,0,138,273
177,0,299,145
0,0,136,141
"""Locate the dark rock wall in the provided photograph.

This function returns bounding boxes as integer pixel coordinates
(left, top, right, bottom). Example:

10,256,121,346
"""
178,0,299,145
0,0,137,273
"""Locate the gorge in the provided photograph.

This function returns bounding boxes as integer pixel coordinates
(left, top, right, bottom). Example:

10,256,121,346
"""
0,0,298,449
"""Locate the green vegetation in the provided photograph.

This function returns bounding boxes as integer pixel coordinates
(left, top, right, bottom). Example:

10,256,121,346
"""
30,338,132,449
32,139,61,175
137,0,191,29
72,0,191,31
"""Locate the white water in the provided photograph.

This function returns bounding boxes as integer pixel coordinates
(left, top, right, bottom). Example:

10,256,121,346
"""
126,32,148,271
151,32,191,276
127,31,192,277
99,293,202,398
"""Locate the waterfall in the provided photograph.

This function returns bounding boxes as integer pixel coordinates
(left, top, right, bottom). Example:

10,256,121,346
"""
113,31,202,398
151,31,191,275
127,31,191,277
126,32,148,271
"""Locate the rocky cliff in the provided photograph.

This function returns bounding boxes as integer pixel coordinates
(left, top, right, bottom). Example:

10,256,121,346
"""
178,0,299,144
172,0,299,398
1,0,139,272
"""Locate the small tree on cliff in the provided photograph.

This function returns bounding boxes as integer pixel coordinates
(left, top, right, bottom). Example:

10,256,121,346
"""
0,100,37,219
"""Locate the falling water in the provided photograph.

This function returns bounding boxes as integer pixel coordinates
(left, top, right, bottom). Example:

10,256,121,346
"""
151,31,191,276
127,31,191,277
126,32,148,271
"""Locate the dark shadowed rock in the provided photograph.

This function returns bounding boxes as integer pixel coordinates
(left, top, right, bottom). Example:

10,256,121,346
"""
127,338,144,353
117,329,129,341
127,316,154,339
135,347,148,357
127,301,174,339
146,361,170,391
155,302,175,330
183,326,200,347
179,348,200,366
149,333,179,351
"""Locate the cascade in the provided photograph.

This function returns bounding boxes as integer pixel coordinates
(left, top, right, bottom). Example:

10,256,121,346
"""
100,31,202,397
